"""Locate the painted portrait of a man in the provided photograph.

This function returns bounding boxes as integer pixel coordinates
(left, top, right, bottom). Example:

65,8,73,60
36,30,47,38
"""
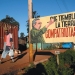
30,18,54,43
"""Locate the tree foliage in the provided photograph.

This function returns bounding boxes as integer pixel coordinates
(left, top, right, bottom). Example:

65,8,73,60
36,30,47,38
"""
26,11,40,33
20,32,25,39
1,15,20,30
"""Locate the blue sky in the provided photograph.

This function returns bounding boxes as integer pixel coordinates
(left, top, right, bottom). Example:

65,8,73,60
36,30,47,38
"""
0,0,75,37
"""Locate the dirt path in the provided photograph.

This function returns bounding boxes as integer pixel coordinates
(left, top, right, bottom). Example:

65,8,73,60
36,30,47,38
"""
0,49,66,75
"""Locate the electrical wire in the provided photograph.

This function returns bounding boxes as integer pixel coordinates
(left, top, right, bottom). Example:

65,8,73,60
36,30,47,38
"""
55,0,63,12
61,0,69,12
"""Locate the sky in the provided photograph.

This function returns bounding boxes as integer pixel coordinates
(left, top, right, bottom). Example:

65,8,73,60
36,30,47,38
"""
0,0,75,37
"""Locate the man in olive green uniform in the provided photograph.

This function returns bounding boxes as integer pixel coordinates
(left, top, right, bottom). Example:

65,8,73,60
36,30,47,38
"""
30,18,54,43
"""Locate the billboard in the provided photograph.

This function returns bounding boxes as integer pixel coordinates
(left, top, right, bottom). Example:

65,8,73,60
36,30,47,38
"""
30,11,75,43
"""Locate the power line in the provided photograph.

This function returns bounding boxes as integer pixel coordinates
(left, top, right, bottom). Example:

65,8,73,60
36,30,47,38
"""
61,0,69,12
55,0,63,12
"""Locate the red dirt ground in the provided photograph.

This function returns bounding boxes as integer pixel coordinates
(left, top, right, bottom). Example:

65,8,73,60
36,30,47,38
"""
0,49,66,75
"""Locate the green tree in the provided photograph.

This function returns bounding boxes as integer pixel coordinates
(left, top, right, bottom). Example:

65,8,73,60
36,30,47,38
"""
20,32,25,39
26,11,40,33
1,15,20,30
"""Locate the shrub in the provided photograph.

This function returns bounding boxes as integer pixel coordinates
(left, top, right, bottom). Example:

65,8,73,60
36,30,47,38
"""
42,54,74,75
58,66,73,75
24,50,75,75
59,50,75,66
24,63,36,73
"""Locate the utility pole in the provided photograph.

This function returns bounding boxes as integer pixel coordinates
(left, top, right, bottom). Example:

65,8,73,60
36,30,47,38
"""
28,0,33,63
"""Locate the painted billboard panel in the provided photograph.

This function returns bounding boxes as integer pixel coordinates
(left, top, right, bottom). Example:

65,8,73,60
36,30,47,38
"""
30,11,75,43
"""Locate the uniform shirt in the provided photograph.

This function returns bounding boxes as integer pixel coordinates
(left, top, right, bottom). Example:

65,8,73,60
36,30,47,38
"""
30,27,47,43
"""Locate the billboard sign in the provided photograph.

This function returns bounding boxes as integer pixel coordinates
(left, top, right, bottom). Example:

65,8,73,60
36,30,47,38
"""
30,11,75,43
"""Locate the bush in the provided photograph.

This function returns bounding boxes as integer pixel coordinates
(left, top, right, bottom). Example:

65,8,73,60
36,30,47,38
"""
42,54,74,75
59,50,75,66
43,56,59,75
58,66,73,75
25,63,48,75
24,50,75,75
24,63,36,73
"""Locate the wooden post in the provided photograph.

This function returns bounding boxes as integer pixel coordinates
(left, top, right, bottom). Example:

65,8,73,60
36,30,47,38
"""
57,54,59,65
28,0,33,63
55,51,60,65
